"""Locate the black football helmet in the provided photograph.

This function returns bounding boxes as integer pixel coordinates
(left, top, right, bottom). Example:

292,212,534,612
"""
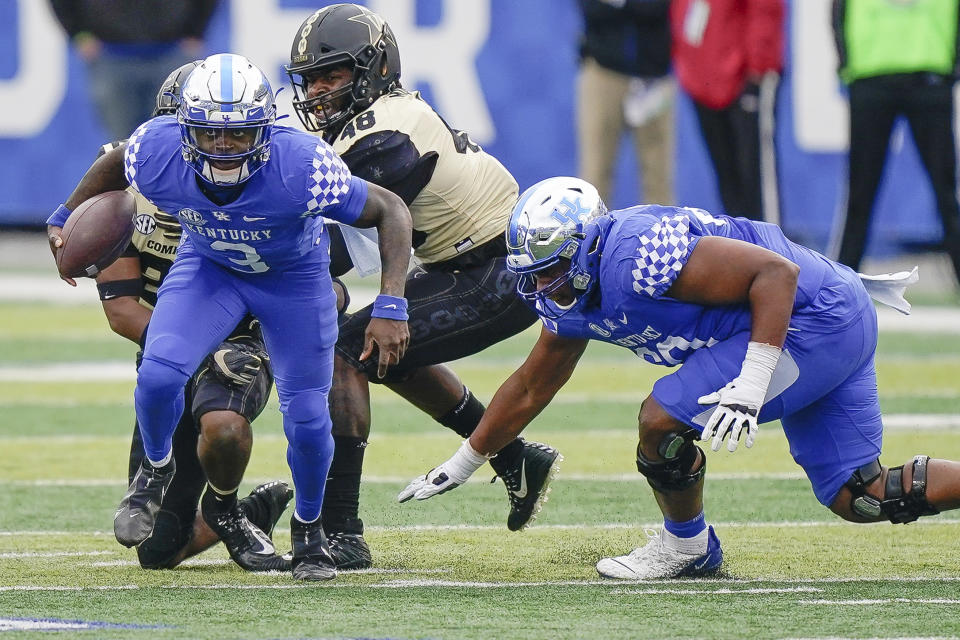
286,3,401,134
153,60,202,117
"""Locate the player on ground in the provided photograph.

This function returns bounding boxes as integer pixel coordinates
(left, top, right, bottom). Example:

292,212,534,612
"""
286,4,561,568
84,62,292,572
48,54,413,581
400,177,960,579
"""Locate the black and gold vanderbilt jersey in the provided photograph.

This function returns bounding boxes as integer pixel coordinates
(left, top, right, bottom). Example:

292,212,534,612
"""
123,190,182,310
328,89,519,264
98,140,181,310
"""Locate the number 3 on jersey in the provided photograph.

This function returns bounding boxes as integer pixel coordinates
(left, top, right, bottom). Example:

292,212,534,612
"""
210,240,269,273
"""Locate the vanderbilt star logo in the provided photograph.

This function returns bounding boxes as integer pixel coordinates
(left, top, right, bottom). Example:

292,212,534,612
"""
347,8,392,46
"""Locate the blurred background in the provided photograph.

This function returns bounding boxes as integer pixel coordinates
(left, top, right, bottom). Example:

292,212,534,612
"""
0,0,957,286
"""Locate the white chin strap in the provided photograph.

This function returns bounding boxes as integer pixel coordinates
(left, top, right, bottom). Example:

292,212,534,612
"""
203,161,250,185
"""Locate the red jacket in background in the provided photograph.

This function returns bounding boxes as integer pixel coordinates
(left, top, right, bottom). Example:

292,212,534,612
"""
670,0,785,109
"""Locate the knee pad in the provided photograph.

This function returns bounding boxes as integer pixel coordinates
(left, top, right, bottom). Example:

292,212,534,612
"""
137,356,190,396
636,429,705,493
283,390,333,455
845,456,940,524
284,390,329,423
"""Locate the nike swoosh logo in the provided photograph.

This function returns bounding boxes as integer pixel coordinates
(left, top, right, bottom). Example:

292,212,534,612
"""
243,216,266,222
249,526,276,555
384,304,398,309
511,462,528,499
212,349,238,378
619,313,628,324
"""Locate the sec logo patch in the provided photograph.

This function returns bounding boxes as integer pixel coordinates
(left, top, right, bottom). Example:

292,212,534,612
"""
134,213,156,235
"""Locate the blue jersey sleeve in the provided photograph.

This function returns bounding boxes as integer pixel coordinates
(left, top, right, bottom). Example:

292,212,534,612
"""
331,175,368,225
123,116,179,201
302,139,366,224
617,211,702,299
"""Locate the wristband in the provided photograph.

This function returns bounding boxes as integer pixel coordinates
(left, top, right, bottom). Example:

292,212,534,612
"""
47,204,72,227
370,294,408,321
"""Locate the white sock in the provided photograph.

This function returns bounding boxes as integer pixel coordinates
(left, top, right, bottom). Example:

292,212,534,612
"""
661,527,708,554
293,511,320,524
147,452,172,468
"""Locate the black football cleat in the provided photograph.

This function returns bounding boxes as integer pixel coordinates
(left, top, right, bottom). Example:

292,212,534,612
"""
498,440,563,531
114,458,176,548
203,502,290,572
327,532,372,570
238,481,293,536
290,516,338,581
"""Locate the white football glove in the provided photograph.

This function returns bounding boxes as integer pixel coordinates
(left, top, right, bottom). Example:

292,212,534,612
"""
398,440,490,502
697,341,781,452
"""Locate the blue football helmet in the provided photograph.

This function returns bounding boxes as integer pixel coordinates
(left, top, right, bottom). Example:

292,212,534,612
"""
177,54,277,185
505,177,608,318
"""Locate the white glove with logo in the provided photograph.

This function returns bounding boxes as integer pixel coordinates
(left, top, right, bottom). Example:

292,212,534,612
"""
697,341,781,452
398,439,490,502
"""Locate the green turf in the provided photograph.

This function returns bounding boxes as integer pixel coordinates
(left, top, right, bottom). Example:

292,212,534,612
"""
2,302,960,639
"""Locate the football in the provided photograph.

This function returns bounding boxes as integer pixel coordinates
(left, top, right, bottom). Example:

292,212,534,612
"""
55,190,137,279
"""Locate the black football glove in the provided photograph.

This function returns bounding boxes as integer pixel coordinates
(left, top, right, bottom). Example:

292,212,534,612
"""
208,341,265,388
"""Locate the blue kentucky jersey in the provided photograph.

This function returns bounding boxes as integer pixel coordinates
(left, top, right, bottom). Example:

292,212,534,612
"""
123,117,367,273
539,205,872,367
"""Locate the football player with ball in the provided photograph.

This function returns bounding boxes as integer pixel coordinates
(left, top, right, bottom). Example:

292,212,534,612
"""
48,53,413,581
47,62,297,574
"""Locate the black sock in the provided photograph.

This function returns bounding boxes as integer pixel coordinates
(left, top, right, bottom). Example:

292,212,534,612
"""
321,435,366,534
437,387,524,476
437,387,486,438
489,438,525,477
201,485,238,514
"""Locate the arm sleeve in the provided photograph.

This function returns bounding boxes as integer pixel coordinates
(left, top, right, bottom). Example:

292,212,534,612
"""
627,213,701,299
340,131,438,205
745,0,785,75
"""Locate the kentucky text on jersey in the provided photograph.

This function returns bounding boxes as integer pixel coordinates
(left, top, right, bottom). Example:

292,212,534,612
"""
123,116,368,273
539,205,870,366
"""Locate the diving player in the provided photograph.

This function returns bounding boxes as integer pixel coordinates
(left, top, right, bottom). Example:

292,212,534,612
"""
90,62,292,572
286,4,561,568
400,176,960,579
48,53,413,581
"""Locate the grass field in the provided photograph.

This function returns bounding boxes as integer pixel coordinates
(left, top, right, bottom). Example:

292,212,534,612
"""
2,300,960,640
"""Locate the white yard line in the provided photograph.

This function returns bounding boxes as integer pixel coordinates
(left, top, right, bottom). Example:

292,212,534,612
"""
0,551,113,559
1,579,958,594
800,599,960,606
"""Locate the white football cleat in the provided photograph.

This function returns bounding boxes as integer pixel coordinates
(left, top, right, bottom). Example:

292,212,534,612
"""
596,526,723,579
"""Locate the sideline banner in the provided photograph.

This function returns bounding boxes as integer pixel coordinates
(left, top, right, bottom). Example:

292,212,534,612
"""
0,0,946,257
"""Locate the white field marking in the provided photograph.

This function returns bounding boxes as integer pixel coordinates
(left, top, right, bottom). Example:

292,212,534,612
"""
2,579,960,594
0,550,113,559
609,587,823,595
0,585,138,592
801,599,960,606
0,362,134,382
